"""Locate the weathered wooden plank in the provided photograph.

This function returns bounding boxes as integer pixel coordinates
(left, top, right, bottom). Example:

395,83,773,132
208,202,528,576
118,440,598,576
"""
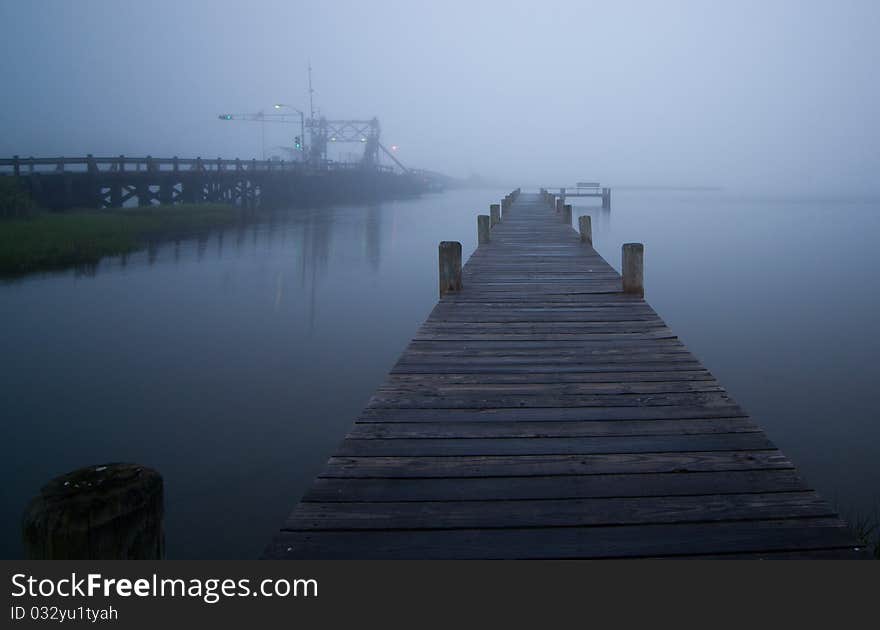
410,332,680,341
365,391,736,410
374,381,724,398
415,324,675,334
661,548,870,560
303,469,809,502
265,517,853,559
286,492,833,531
357,405,748,422
406,338,684,351
321,450,792,478
390,362,709,375
335,433,774,457
348,417,759,439
386,371,716,384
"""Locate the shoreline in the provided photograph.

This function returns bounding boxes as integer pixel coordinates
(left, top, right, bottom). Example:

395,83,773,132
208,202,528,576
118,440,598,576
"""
0,204,241,276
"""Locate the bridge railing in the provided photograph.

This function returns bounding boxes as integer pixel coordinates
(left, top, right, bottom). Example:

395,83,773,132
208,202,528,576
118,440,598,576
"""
0,155,396,176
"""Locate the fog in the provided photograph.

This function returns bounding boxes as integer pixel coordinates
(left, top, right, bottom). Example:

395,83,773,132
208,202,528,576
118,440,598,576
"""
2,0,878,192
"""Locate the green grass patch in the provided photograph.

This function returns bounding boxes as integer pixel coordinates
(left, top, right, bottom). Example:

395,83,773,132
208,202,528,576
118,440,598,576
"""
0,204,240,275
0,177,36,218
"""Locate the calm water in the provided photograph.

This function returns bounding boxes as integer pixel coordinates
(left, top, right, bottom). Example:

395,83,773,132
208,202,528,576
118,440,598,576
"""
1,189,878,558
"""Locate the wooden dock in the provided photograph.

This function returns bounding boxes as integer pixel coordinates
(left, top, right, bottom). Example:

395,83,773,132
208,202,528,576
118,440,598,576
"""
264,191,863,559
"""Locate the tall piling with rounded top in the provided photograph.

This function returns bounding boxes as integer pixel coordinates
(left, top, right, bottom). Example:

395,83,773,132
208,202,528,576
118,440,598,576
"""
438,241,463,296
622,243,644,296
490,204,501,227
602,187,611,209
22,463,164,559
555,197,563,214
579,215,592,245
478,215,491,245
563,204,572,226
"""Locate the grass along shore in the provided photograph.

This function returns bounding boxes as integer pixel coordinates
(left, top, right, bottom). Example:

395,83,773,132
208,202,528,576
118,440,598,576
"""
0,204,240,275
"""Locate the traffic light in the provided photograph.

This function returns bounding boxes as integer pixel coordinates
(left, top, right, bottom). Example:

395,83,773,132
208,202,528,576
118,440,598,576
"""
294,136,302,150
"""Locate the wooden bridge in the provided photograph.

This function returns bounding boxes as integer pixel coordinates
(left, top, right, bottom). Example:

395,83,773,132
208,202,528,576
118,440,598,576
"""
264,190,863,559
0,154,434,210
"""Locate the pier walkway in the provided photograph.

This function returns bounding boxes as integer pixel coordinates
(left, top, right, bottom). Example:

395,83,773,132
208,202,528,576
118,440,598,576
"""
265,192,862,559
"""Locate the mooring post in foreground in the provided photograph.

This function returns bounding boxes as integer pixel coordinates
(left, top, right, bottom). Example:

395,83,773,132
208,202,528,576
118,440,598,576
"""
579,214,592,245
563,203,572,226
22,463,164,560
478,214,491,245
622,242,644,296
490,203,501,227
439,241,463,296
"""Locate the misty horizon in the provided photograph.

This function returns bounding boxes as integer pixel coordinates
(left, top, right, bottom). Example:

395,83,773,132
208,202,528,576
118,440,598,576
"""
2,0,879,193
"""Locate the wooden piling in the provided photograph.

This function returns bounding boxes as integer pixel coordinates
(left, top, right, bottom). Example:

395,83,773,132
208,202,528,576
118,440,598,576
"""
622,242,644,296
438,241,462,296
478,214,491,244
602,187,611,209
563,203,572,226
555,197,563,214
490,203,501,227
579,214,592,244
22,463,164,560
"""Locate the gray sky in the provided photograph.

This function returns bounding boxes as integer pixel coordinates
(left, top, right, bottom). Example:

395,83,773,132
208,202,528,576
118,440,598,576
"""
1,0,878,192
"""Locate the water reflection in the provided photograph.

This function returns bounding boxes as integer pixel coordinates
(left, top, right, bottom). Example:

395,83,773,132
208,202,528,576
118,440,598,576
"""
0,190,488,558
2,189,877,559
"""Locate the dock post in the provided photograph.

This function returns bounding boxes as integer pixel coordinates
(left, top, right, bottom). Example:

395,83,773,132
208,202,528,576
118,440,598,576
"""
579,214,592,244
22,463,164,559
555,197,563,214
490,203,501,227
622,243,644,296
438,241,462,296
563,204,572,226
478,215,491,244
602,187,611,209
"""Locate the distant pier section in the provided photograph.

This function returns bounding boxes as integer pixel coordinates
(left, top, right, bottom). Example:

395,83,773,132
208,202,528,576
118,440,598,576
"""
548,182,612,209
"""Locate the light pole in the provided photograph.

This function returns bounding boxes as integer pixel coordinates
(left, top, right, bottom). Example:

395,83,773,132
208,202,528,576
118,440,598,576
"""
258,110,266,160
274,104,306,160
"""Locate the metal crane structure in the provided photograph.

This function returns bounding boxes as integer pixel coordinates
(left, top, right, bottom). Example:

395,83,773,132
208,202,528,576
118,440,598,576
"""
218,112,407,173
